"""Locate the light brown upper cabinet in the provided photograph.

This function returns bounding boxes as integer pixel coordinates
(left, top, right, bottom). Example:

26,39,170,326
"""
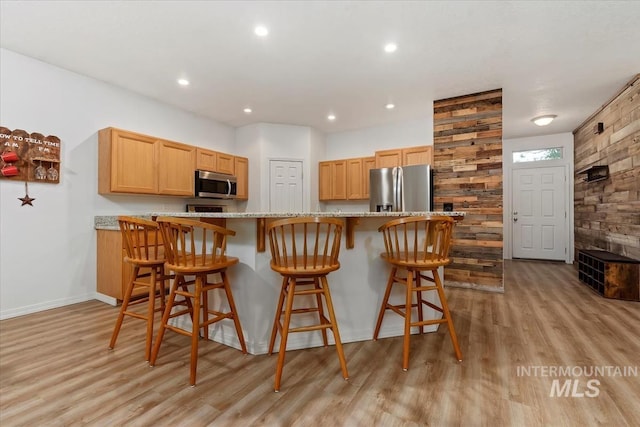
234,156,249,200
403,145,433,166
319,160,347,200
346,158,364,200
99,127,195,196
375,149,402,168
157,140,195,196
320,157,374,201
216,152,235,175
362,156,376,199
374,145,433,168
196,148,235,175
99,128,159,194
196,148,217,172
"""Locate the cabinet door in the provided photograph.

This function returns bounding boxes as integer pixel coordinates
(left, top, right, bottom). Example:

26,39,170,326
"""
234,156,249,200
403,145,433,165
375,149,402,168
196,148,217,171
319,161,332,201
157,140,195,196
346,158,363,200
332,160,347,200
362,156,376,199
99,128,158,194
216,152,235,175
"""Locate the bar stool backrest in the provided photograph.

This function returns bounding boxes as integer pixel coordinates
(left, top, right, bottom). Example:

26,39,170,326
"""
268,217,343,275
378,216,454,266
155,216,235,268
117,216,164,264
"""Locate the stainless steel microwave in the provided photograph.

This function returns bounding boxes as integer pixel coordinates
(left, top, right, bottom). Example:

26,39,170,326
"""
194,170,237,199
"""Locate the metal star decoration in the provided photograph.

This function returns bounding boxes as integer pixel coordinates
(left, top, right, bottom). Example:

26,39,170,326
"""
19,182,35,206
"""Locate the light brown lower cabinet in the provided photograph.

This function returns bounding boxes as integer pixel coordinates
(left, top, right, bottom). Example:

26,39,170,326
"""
97,230,151,301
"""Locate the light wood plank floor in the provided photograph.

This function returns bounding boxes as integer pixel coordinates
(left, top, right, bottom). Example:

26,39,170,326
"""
1,260,639,426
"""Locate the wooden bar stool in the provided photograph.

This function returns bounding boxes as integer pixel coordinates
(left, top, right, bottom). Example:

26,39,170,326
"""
108,216,168,361
373,216,462,370
149,217,247,386
267,217,349,392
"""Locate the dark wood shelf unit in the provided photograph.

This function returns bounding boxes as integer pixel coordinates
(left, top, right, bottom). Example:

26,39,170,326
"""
577,249,639,301
578,165,609,182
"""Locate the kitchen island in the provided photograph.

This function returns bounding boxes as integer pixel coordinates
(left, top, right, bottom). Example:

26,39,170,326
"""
95,211,464,355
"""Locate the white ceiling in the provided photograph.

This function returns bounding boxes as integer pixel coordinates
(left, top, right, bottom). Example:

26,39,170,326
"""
1,1,639,139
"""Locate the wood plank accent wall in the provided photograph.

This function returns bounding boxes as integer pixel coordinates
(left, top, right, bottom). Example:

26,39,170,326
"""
433,89,503,291
574,74,640,261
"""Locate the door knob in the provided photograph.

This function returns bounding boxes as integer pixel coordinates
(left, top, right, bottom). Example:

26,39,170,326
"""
514,218,518,222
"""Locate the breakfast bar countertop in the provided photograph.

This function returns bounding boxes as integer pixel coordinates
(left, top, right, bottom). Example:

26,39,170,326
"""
94,211,466,230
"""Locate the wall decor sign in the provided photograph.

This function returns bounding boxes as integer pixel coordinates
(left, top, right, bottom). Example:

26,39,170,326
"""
0,126,61,184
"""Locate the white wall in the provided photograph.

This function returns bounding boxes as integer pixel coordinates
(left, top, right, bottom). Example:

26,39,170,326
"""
325,118,432,159
236,122,326,212
323,117,433,211
0,49,235,319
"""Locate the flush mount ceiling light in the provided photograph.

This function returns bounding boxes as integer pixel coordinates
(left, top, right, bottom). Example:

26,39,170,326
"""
385,103,395,110
531,115,557,126
254,25,269,37
384,43,397,53
177,78,190,86
327,114,336,121
243,107,252,114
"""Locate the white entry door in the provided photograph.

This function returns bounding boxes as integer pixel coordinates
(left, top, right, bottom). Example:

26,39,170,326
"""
270,160,303,212
512,166,566,260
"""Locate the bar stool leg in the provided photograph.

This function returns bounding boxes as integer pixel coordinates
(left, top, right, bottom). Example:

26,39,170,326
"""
268,276,288,355
373,267,396,340
433,270,463,362
274,278,296,392
150,274,181,367
314,277,329,347
402,269,414,371
144,267,157,361
416,272,424,335
320,276,348,380
190,276,202,386
109,266,139,350
221,270,247,354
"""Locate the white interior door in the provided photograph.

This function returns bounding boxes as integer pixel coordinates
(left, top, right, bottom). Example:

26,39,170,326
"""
512,166,566,260
270,160,303,212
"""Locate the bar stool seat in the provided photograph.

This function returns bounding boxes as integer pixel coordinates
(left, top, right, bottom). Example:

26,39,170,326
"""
373,215,463,370
149,217,247,386
108,216,168,361
267,217,349,392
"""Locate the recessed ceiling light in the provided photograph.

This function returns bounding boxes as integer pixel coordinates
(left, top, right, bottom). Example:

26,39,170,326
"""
327,114,336,121
384,43,397,53
385,103,395,110
531,115,557,126
254,26,269,37
177,78,190,86
243,107,252,114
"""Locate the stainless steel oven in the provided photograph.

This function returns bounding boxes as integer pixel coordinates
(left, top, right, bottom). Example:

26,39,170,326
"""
186,204,226,213
194,170,237,199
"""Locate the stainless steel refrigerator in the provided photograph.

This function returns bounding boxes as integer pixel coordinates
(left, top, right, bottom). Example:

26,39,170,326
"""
369,164,434,212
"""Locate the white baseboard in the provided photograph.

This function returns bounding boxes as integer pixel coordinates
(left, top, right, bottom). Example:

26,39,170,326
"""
0,293,95,320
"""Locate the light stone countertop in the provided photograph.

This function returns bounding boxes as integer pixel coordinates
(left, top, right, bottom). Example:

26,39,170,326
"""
94,211,466,230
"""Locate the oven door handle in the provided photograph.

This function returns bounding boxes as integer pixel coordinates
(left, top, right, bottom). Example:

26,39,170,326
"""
227,179,231,198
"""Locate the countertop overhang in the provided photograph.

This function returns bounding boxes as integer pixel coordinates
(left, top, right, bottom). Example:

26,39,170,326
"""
95,211,465,252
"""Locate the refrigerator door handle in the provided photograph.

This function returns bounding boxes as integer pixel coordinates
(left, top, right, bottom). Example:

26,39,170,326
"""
394,166,403,212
